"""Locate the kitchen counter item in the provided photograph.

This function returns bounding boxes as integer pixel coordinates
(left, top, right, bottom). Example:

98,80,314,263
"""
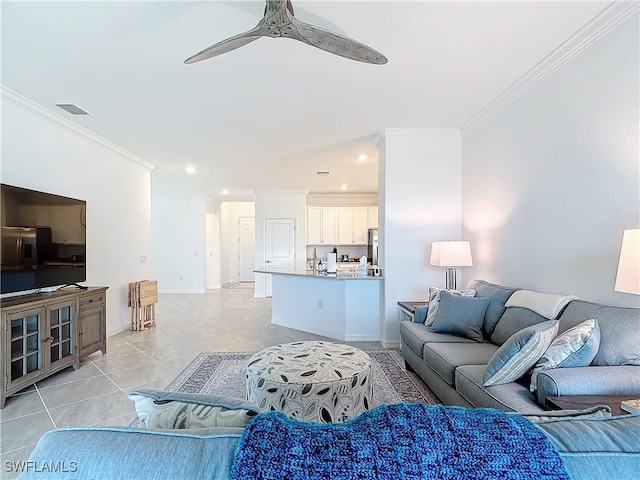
327,253,337,273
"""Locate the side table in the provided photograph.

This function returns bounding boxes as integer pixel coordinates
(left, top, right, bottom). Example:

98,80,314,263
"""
545,395,633,416
398,301,428,322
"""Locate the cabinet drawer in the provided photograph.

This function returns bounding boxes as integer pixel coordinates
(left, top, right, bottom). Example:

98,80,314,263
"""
79,293,104,310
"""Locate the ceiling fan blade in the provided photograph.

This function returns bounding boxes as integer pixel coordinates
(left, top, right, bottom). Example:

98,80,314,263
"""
184,26,265,64
291,18,387,65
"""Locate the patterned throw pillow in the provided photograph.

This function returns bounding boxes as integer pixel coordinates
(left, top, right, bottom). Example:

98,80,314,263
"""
529,319,600,392
128,390,260,429
483,320,559,386
424,287,476,326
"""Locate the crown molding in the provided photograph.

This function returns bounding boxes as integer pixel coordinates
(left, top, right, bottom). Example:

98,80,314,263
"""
1,85,155,171
375,128,461,147
460,1,639,136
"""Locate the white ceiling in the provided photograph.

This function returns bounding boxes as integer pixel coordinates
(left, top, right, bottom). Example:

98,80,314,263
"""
1,0,611,201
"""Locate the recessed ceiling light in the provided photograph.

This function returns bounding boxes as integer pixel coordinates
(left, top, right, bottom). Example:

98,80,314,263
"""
222,189,229,195
340,184,348,191
357,154,368,161
185,166,196,174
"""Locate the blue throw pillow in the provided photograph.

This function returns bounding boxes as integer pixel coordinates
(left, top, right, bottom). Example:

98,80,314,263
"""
529,319,600,392
414,305,429,323
429,290,490,342
483,320,559,386
468,280,520,336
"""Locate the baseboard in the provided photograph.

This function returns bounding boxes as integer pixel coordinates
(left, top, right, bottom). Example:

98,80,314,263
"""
106,323,130,338
271,317,344,341
158,289,206,294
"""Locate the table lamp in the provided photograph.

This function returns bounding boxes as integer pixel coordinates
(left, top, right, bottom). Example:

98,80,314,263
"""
615,229,640,294
430,241,473,290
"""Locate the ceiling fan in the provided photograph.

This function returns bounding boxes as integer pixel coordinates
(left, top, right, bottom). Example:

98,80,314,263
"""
184,0,387,65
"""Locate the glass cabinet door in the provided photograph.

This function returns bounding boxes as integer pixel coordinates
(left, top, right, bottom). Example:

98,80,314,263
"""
48,301,75,370
6,308,44,390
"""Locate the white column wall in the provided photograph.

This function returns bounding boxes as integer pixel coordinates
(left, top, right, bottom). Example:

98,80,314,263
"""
377,129,462,347
253,191,308,298
205,209,221,290
461,13,639,307
1,88,153,335
151,196,206,293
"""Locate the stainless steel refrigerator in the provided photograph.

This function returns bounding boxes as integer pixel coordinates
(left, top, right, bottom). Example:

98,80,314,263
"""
367,228,379,265
1,227,52,269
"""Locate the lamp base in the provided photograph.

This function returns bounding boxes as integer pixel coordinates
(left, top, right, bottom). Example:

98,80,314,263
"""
445,267,457,290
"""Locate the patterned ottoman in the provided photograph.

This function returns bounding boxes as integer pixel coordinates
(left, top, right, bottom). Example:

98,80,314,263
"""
246,341,372,423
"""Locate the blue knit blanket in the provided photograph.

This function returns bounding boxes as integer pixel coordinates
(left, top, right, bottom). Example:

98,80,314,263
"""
231,403,569,480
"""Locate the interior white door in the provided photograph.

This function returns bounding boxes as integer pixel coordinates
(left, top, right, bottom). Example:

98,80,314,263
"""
238,216,255,282
264,217,296,297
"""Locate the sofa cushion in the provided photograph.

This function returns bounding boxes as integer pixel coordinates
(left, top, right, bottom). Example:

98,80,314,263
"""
535,414,640,480
21,426,244,480
530,319,601,392
484,320,559,386
429,291,489,342
557,300,640,366
455,365,542,412
128,390,260,429
422,342,498,386
468,280,519,336
491,307,550,346
399,321,476,358
424,286,476,326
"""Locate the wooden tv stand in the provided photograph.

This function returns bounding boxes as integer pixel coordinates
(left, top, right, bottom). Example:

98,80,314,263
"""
1,286,108,408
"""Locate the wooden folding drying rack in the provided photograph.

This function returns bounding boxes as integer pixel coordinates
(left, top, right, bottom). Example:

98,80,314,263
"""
128,280,158,330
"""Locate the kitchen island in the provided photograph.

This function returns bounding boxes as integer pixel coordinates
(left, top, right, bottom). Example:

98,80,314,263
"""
254,267,383,342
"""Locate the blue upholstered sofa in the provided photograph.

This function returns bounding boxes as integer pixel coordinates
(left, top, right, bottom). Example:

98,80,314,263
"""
399,280,640,413
18,394,640,480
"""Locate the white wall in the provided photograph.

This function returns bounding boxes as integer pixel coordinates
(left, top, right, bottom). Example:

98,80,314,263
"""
253,191,308,297
377,129,462,347
220,201,255,285
151,196,206,293
205,208,221,290
1,87,153,335
461,13,639,308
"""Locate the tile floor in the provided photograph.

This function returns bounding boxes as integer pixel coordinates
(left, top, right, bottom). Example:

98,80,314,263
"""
0,287,382,477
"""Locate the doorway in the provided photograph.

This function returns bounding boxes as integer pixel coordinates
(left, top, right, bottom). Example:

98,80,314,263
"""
238,216,255,282
264,217,296,297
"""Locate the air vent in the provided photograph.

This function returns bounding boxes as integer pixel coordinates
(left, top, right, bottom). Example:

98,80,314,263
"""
316,171,331,176
55,104,90,115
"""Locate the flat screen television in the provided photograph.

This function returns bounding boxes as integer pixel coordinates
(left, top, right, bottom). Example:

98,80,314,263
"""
1,184,86,295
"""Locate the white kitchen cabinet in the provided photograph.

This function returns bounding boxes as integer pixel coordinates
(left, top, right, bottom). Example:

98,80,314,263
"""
367,207,378,229
18,205,51,227
338,207,369,245
307,207,338,245
353,207,369,244
50,205,86,244
338,207,353,244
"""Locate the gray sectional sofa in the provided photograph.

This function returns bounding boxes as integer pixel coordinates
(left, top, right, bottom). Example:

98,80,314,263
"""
400,280,640,413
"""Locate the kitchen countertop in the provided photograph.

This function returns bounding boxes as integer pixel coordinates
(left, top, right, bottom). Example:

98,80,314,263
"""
254,266,383,280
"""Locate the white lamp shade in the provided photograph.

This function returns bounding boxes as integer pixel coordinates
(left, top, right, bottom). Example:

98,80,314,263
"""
615,229,640,294
430,241,473,267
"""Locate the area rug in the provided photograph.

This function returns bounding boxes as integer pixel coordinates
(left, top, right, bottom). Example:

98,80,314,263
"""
163,350,438,406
